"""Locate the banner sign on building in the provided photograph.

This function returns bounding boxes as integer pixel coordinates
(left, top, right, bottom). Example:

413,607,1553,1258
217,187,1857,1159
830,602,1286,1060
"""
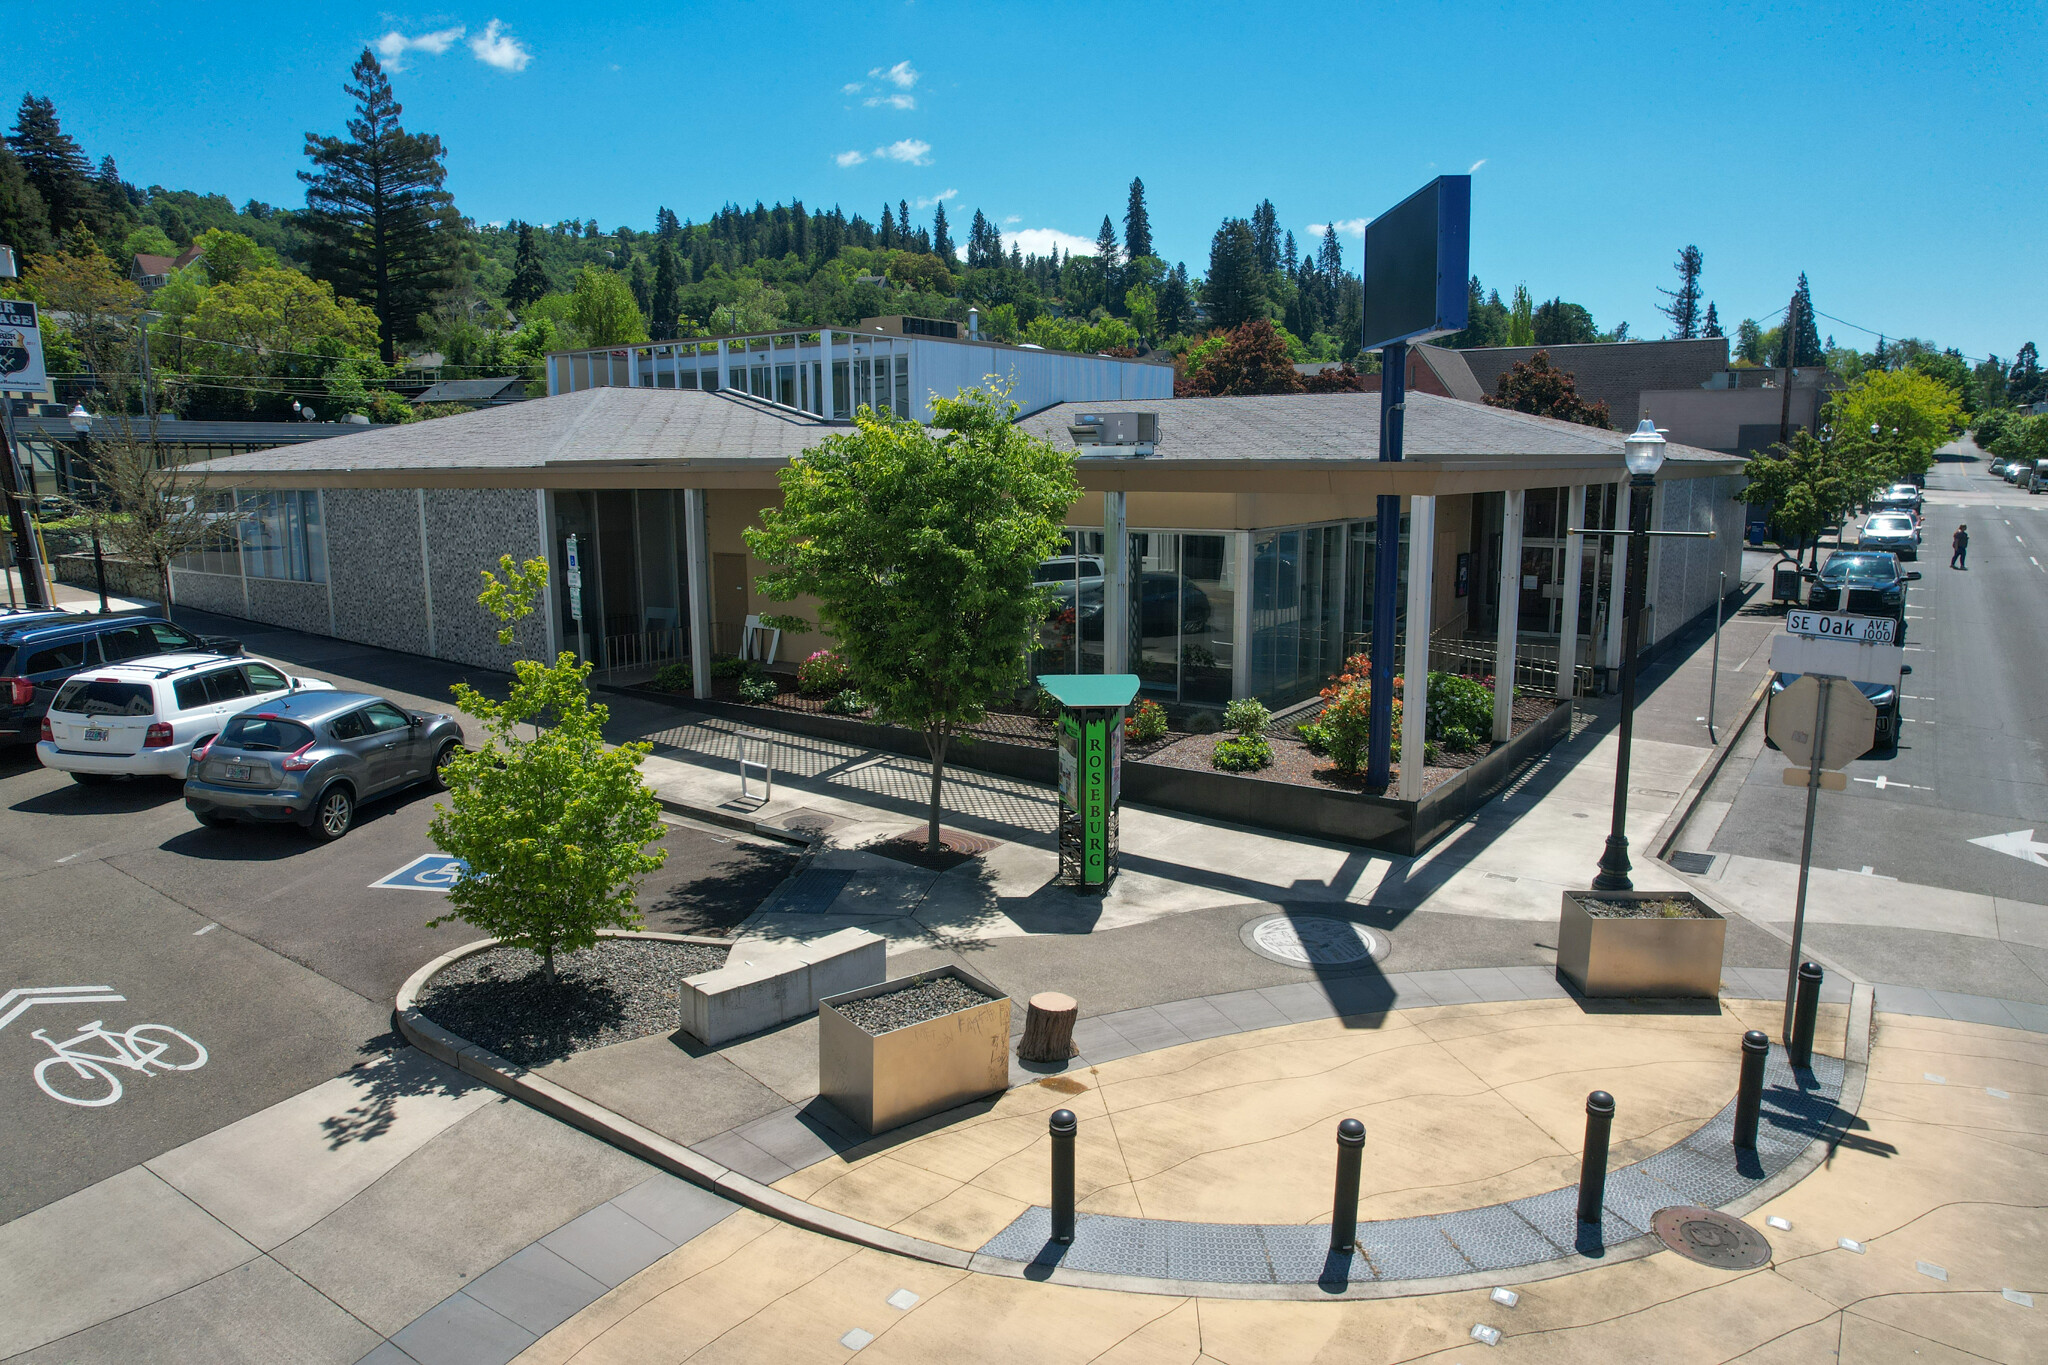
0,298,47,393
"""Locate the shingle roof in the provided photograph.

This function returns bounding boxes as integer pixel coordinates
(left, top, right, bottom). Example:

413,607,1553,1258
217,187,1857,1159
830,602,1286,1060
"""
1412,345,1486,404
412,376,526,404
180,387,841,476
1020,391,1733,466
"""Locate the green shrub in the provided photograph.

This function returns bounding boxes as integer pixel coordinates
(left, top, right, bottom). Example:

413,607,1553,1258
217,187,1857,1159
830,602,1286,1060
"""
823,688,869,715
1425,672,1494,753
712,656,763,681
1212,733,1273,771
1222,698,1270,736
1124,698,1168,742
797,649,852,695
1031,685,1061,718
736,674,778,704
1295,720,1331,755
650,662,693,693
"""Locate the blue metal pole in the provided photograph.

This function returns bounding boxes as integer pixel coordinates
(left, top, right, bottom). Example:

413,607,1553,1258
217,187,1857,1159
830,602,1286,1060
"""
1366,341,1408,791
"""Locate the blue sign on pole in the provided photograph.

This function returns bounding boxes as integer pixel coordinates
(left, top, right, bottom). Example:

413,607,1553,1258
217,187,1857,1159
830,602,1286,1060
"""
372,854,470,892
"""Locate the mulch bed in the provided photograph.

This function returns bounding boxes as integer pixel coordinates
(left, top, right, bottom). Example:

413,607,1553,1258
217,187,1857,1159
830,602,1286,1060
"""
861,825,999,873
834,975,1001,1036
1577,895,1712,919
416,938,730,1066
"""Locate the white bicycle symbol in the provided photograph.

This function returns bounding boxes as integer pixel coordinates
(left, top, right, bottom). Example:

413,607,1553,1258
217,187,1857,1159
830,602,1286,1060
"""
31,1020,208,1107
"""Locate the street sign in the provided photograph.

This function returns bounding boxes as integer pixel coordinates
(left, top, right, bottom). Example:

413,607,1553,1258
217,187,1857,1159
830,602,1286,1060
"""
1781,768,1848,791
1767,675,1877,771
1784,609,1896,645
0,298,48,392
1768,633,1904,688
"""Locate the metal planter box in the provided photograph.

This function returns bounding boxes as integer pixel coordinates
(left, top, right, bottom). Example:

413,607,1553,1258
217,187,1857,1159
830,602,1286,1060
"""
1557,889,1726,999
818,966,1012,1134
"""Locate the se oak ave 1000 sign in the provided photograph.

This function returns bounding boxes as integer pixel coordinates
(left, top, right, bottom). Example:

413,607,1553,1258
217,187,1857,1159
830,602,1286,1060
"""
1784,610,1896,645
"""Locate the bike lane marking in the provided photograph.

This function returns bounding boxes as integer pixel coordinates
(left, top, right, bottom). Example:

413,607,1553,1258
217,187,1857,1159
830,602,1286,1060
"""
0,986,126,1032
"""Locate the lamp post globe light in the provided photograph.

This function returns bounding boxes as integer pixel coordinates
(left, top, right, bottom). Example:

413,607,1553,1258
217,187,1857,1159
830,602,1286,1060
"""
65,404,112,613
1591,419,1667,891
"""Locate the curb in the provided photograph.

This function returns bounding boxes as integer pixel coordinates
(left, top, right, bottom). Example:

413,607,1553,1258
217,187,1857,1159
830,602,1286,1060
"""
394,943,1879,1301
656,795,820,850
1651,666,1772,860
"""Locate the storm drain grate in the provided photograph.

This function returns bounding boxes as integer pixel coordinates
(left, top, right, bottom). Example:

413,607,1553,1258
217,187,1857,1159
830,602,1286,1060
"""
1667,851,1716,875
1652,1206,1772,1269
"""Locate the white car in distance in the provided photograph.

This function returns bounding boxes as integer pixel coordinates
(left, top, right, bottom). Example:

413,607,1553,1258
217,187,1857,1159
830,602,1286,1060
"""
38,653,333,783
1858,511,1921,561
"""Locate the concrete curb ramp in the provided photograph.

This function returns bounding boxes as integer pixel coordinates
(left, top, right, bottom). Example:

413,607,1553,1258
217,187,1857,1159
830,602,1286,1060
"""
396,938,1875,1301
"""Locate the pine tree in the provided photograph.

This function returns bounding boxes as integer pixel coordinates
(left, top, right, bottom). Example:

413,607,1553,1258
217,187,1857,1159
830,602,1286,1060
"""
92,155,133,238
1771,274,1824,368
1123,177,1152,261
1204,219,1264,330
628,255,652,315
880,203,896,248
508,222,551,308
651,242,680,340
0,142,49,256
1009,243,1023,271
7,95,93,235
1657,244,1704,338
932,202,954,261
1093,215,1121,273
1283,230,1297,274
1250,200,1280,275
899,199,912,248
1159,263,1193,337
1703,302,1723,338
299,50,467,362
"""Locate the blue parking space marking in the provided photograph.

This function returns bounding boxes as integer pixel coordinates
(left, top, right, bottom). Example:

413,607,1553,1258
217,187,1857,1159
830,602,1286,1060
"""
373,854,470,893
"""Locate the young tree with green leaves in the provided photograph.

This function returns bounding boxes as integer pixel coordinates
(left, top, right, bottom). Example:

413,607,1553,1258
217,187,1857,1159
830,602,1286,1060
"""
1740,430,1872,565
568,264,647,346
300,50,468,362
747,384,1080,853
1506,285,1536,346
1827,367,1963,484
428,556,667,983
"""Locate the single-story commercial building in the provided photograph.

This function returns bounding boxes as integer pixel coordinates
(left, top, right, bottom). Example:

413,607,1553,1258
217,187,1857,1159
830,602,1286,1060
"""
173,323,1745,793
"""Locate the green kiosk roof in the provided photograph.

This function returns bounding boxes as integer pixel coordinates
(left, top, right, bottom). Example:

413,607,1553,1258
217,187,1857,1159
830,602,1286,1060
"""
1035,674,1141,709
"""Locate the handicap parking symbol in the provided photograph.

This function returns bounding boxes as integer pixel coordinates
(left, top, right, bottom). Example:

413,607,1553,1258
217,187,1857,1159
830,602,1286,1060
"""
372,854,470,893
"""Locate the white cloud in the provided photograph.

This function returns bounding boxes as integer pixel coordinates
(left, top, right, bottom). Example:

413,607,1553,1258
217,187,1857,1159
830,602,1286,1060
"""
842,82,865,94
877,138,932,165
914,188,957,208
1308,218,1369,238
870,61,919,89
1005,227,1100,258
1003,214,1021,224
374,25,464,71
469,19,532,72
865,92,916,110
1468,158,1488,173
835,149,868,167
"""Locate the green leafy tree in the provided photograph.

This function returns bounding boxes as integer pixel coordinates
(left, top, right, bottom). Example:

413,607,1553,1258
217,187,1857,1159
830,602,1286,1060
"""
1176,318,1303,396
1124,282,1159,345
1826,367,1963,483
746,384,1080,852
299,50,468,361
1740,430,1871,563
429,556,667,983
1735,317,1766,366
1507,285,1536,346
568,264,647,345
1532,297,1597,346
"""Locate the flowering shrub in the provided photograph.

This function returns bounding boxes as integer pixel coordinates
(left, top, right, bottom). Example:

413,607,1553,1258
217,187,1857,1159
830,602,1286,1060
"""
1212,733,1272,771
797,648,853,695
1124,698,1168,742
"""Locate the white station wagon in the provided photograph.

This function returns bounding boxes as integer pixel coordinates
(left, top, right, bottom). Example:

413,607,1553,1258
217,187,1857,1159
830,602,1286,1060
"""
37,653,332,782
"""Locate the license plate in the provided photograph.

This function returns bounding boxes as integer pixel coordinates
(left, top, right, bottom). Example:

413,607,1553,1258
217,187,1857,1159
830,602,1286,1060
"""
224,763,251,780
83,727,109,742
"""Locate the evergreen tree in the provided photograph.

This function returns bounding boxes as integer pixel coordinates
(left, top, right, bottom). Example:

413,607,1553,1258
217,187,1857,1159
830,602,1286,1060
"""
1703,302,1723,338
965,208,1001,270
7,95,93,235
299,50,467,362
92,156,133,238
932,201,954,261
0,142,49,256
628,255,652,315
880,203,897,248
1094,214,1122,308
655,206,680,241
1204,219,1264,329
507,221,551,308
1123,177,1152,261
1009,243,1023,271
2010,342,2043,406
1250,200,1280,275
1771,274,1824,368
899,199,912,248
1657,244,1704,338
1158,262,1193,338
1532,297,1597,346
1283,230,1297,274
650,242,680,339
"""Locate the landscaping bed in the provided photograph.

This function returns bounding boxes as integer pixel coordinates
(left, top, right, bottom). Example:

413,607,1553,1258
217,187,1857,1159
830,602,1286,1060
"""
833,975,1003,1036
415,938,730,1065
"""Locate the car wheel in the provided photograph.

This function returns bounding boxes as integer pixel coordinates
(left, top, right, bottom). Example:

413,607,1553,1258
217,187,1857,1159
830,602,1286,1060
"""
430,740,460,791
69,772,113,786
308,785,355,842
195,810,235,828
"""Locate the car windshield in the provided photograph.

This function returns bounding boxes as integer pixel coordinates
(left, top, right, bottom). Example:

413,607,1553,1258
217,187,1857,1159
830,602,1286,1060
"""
217,715,314,752
1820,554,1897,584
1868,515,1914,530
52,678,155,716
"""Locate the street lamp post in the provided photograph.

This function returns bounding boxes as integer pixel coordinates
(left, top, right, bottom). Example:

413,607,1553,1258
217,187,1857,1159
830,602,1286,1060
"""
66,404,110,613
1591,419,1668,892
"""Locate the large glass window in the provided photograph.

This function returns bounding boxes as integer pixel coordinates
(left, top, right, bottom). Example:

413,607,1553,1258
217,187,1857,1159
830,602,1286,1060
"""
235,490,325,582
1250,526,1347,706
1128,531,1237,706
1031,530,1107,677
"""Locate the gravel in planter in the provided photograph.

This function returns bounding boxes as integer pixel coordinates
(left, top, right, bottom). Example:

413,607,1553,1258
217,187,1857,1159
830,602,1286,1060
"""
417,938,731,1065
835,976,1001,1036
1576,895,1712,919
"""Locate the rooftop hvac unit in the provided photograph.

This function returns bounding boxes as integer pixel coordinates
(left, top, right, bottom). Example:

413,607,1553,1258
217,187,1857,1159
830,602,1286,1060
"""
1068,411,1158,450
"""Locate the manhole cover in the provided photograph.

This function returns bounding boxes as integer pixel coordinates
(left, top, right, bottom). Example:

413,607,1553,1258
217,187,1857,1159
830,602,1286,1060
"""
1240,914,1388,969
1652,1206,1772,1269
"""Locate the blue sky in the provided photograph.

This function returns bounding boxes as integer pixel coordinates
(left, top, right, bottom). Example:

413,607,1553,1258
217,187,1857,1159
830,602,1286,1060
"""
16,1,2045,359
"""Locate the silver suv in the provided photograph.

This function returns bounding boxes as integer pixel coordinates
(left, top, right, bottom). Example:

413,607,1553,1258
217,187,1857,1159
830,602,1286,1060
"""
183,690,465,841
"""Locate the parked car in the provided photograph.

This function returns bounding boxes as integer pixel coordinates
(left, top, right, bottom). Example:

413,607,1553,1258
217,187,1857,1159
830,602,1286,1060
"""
1,614,243,746
1805,550,1917,641
1033,556,1105,593
37,654,332,782
2029,459,2048,494
1989,457,2009,477
1870,484,1921,515
1858,511,1921,560
1766,670,1908,753
183,690,465,841
2008,461,2030,485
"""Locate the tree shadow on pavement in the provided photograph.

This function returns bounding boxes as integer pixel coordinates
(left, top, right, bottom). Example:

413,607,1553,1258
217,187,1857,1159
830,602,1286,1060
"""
639,840,798,936
318,1032,480,1149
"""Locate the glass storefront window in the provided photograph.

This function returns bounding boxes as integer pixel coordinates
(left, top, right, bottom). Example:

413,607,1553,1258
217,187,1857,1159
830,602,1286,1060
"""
1128,531,1236,706
1249,526,1346,706
1031,530,1106,677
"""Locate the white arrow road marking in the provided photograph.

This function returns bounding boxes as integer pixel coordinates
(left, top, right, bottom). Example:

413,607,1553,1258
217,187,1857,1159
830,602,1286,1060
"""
0,987,127,1032
1969,829,2048,867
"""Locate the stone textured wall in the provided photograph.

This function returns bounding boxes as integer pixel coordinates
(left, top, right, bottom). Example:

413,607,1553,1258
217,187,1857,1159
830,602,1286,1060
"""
423,488,547,670
248,577,333,636
325,488,430,656
168,567,246,618
57,554,161,601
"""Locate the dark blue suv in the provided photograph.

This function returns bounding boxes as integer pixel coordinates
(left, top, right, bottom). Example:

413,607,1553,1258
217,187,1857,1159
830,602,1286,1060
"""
0,614,242,745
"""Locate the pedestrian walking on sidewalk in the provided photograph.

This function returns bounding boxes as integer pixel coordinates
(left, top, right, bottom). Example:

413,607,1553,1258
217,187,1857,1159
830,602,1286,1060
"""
1951,524,1969,569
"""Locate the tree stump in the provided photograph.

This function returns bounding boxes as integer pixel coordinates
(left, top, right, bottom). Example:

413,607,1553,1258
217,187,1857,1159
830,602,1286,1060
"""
1018,992,1078,1062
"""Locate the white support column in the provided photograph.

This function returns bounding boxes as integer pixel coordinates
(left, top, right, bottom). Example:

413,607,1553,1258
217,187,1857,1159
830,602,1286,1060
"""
1398,496,1436,802
1603,481,1625,674
716,339,730,394
1231,530,1253,701
1492,488,1524,740
820,330,834,417
683,488,713,700
1556,483,1587,699
1101,492,1128,675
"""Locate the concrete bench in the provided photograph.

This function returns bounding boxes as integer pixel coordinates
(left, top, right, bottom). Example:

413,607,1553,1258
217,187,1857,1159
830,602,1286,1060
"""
679,928,886,1047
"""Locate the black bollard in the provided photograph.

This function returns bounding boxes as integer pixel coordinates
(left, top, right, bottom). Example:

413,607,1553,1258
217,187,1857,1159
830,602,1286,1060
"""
1788,963,1823,1069
1576,1091,1614,1226
1049,1108,1077,1244
1733,1029,1769,1150
1329,1118,1366,1252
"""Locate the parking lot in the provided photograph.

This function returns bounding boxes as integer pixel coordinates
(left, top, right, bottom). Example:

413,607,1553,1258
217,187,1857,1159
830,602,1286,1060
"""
0,616,796,1222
